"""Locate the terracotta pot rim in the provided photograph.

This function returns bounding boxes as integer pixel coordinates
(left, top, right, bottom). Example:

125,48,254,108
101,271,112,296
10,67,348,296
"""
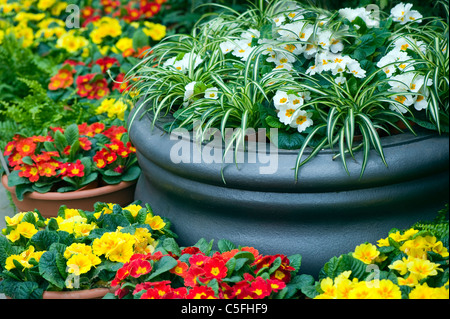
42,287,117,299
1,174,136,201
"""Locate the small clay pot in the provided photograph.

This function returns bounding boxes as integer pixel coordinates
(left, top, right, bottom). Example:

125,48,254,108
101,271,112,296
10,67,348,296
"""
1,174,137,218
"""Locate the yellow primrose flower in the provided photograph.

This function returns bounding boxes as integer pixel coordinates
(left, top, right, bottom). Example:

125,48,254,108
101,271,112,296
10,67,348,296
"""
66,254,94,276
407,258,442,280
51,1,67,15
37,0,56,11
388,257,409,275
432,241,449,258
64,243,93,259
64,208,82,219
409,283,449,299
9,23,35,48
0,2,20,14
143,22,166,41
123,204,143,218
334,271,354,299
145,215,166,231
376,237,390,247
16,222,38,238
57,215,88,234
0,29,4,45
400,228,419,241
6,229,20,242
372,279,402,299
14,12,46,23
73,222,96,238
115,37,133,52
347,281,374,299
5,212,28,227
352,243,380,264
397,274,419,287
56,30,89,53
133,227,156,254
94,203,115,219
317,278,337,298
90,17,122,44
92,231,136,263
5,255,31,271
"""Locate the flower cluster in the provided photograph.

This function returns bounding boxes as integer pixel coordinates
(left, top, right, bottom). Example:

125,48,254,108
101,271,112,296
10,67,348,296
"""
129,0,447,167
3,122,140,198
0,0,169,149
310,226,449,299
111,239,303,299
0,202,175,298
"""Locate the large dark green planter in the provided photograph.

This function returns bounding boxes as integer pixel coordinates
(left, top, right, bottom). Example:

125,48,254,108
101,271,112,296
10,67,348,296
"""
129,109,449,277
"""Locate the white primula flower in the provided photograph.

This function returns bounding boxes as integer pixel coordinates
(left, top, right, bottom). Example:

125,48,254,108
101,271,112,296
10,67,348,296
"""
231,39,254,61
335,75,347,86
278,21,314,42
183,53,204,70
346,59,366,78
258,39,279,55
329,54,352,75
392,36,426,54
339,7,380,28
390,94,415,113
290,110,314,133
183,81,197,105
306,63,322,76
220,41,236,55
377,49,414,76
273,90,289,109
288,93,304,108
266,51,297,66
317,30,333,51
414,87,431,111
204,87,219,100
277,104,300,125
273,15,286,26
390,3,423,24
242,28,261,40
164,57,187,73
376,54,397,77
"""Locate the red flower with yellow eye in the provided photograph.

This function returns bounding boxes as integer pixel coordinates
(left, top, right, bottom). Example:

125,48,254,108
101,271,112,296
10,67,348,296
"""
37,161,59,177
48,69,74,91
248,277,271,299
78,137,92,151
105,140,124,152
93,152,107,169
184,266,205,287
19,164,40,182
129,259,152,278
186,286,217,299
104,151,117,164
95,56,119,73
8,151,23,167
4,141,15,156
60,160,85,178
103,126,127,141
16,137,36,157
170,260,188,277
202,257,228,281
